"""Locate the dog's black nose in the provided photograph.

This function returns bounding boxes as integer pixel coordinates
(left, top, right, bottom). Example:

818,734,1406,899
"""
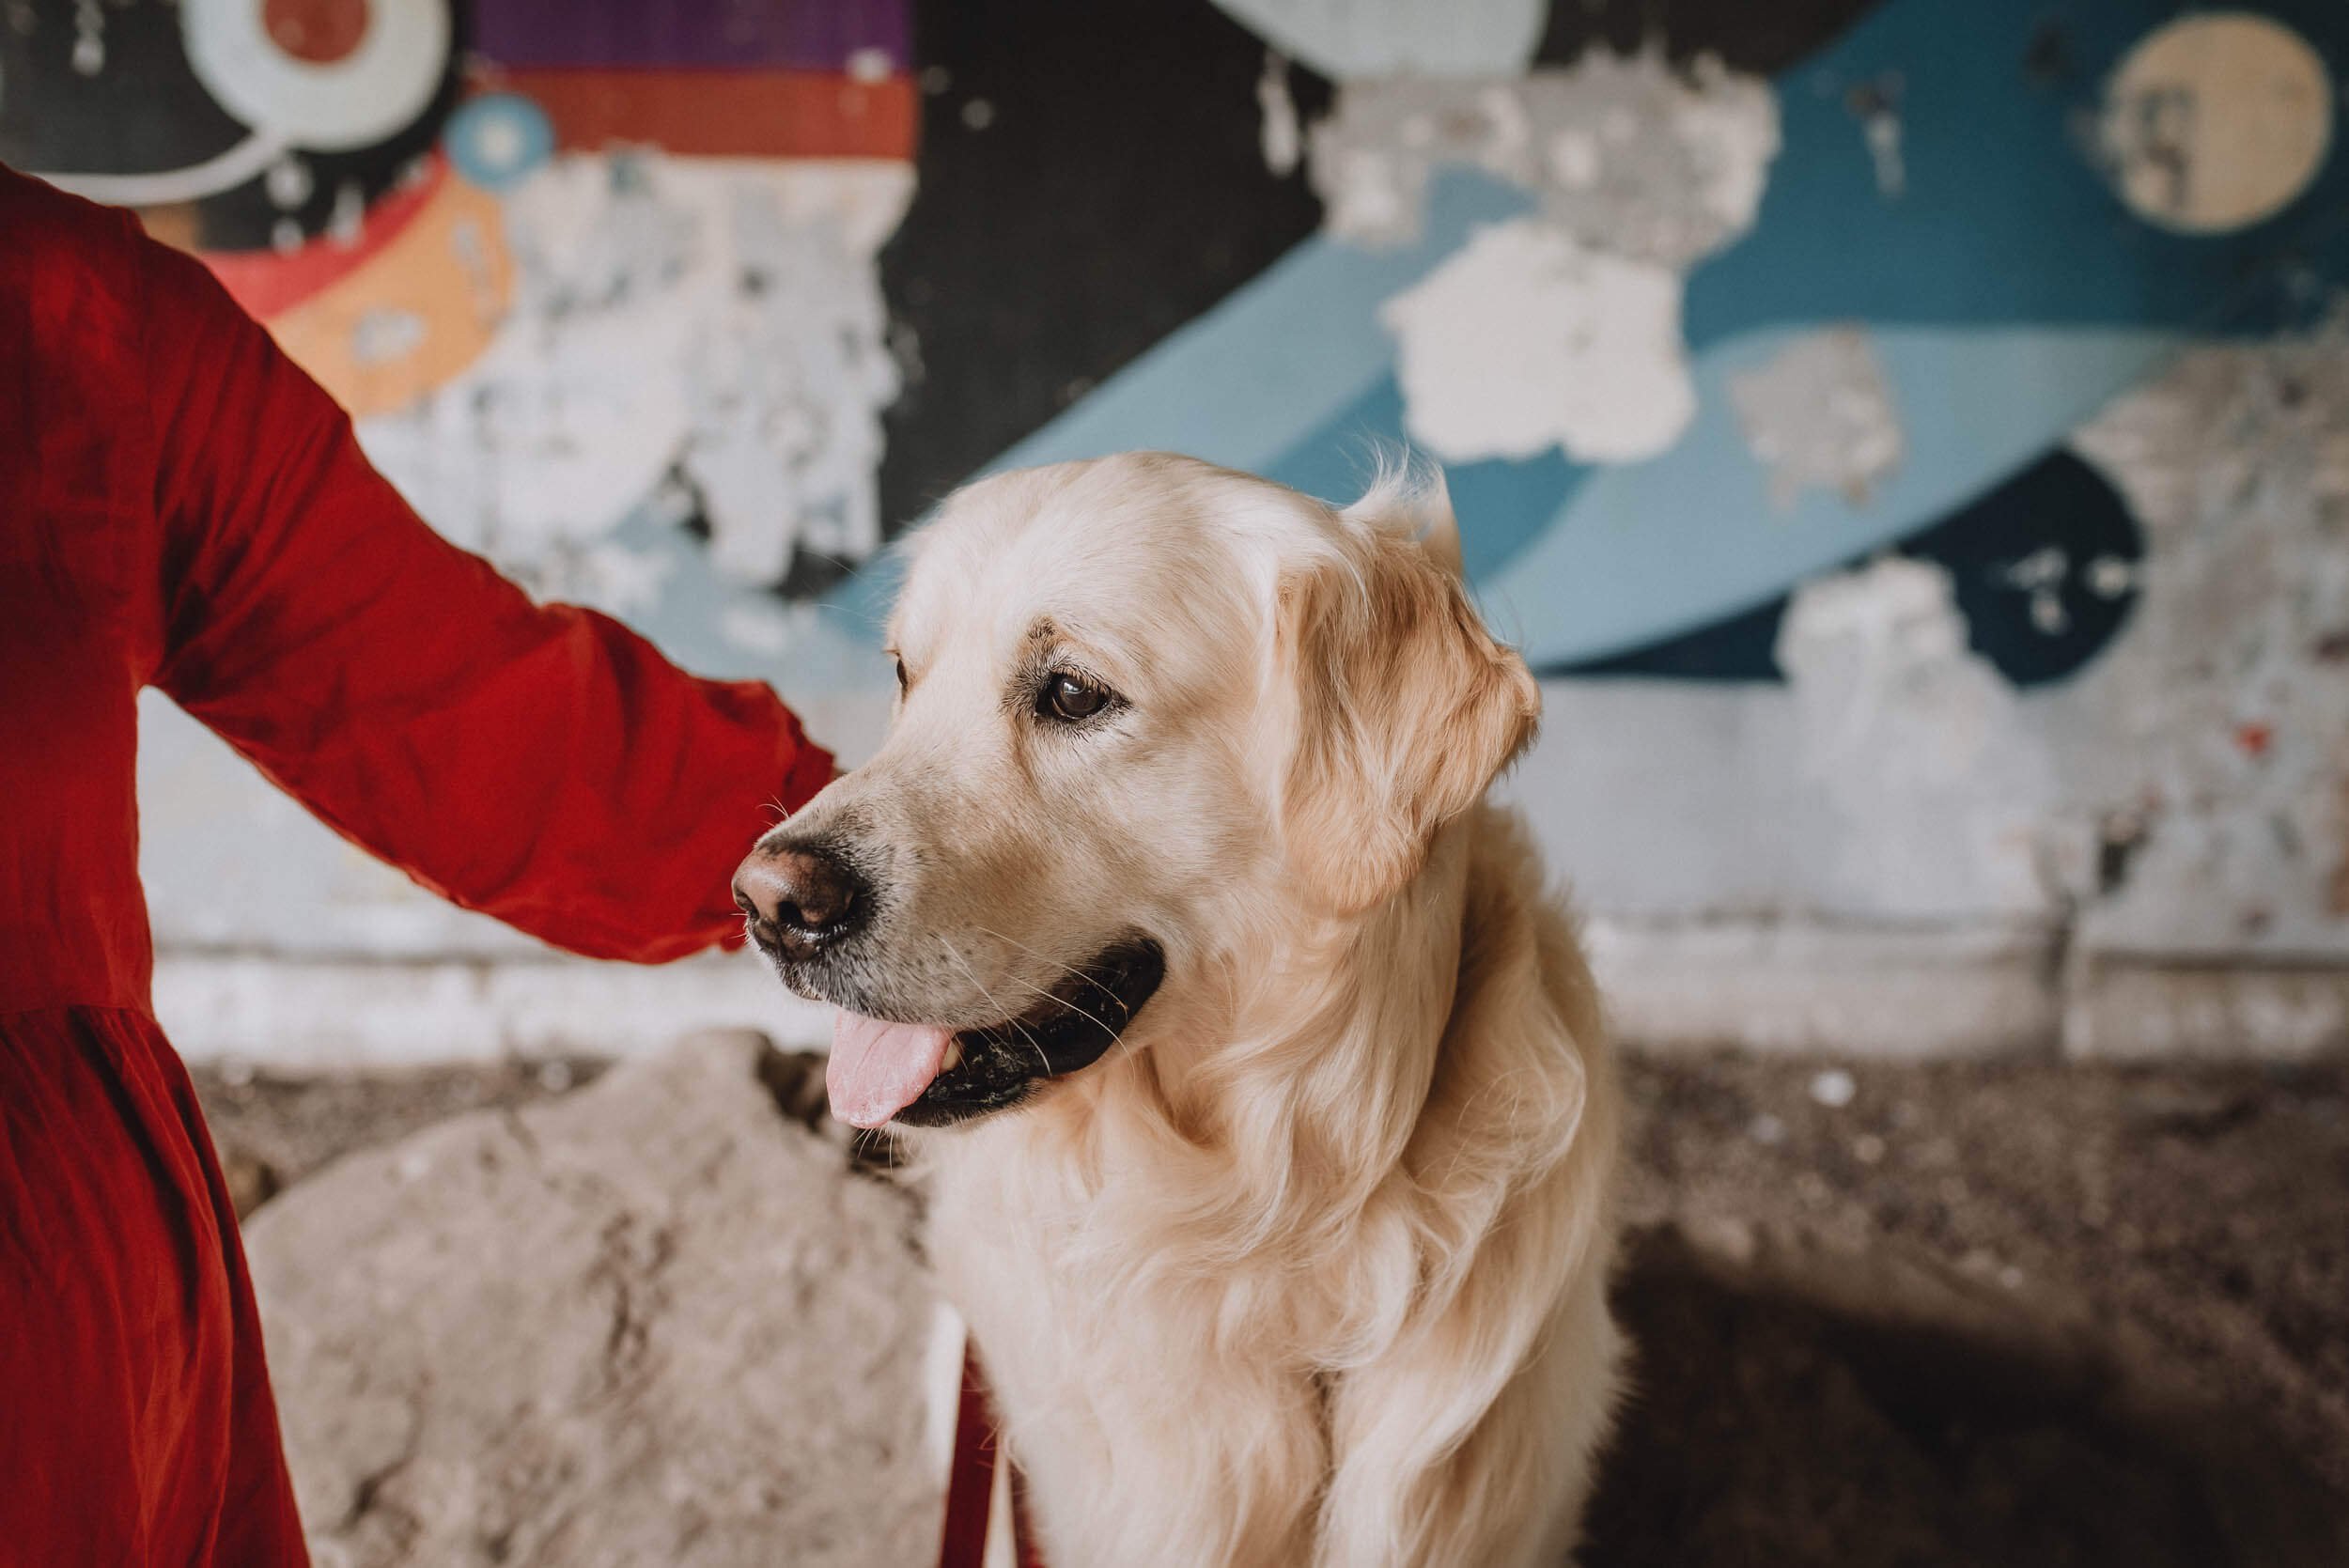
734,841,869,960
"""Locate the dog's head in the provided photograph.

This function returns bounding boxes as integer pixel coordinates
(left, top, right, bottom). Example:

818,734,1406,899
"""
736,454,1538,1129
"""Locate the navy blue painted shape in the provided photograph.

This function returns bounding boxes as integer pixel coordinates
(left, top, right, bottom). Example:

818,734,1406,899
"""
1541,448,2143,687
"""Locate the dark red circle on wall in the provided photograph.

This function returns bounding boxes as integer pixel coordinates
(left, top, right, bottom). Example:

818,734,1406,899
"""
263,0,370,65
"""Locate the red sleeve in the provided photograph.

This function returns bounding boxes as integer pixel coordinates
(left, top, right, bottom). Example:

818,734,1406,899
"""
134,227,833,963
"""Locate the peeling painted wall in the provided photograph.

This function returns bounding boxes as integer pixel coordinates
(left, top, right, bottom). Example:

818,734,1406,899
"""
8,0,2349,1060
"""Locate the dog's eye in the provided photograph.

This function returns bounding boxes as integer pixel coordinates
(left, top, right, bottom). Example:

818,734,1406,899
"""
894,657,909,695
1038,672,1112,724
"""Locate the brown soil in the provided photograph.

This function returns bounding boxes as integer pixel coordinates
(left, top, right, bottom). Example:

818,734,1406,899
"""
1590,1053,2349,1567
194,1050,2349,1566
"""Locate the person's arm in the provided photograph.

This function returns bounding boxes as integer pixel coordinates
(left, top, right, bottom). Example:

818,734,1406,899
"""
135,225,832,962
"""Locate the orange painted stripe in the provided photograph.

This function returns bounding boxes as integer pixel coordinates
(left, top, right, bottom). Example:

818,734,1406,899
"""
202,155,449,320
499,69,917,161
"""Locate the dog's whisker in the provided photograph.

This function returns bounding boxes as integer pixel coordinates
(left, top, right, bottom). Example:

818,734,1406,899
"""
941,937,1055,1078
969,935,1130,1050
971,925,1145,1068
1000,970,1136,1067
969,925,1094,986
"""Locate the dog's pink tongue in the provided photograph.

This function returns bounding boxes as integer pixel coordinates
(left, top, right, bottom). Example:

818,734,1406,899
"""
828,1010,956,1128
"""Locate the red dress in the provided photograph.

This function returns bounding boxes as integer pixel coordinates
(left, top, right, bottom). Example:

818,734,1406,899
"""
0,164,834,1563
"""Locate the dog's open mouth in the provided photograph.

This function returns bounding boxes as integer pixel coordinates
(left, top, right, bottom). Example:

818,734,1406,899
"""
826,937,1164,1129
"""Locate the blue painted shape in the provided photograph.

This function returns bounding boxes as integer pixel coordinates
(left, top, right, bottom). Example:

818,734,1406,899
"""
1682,0,2349,344
1480,323,2180,666
1256,374,1582,584
443,94,556,191
1554,447,2146,687
1255,319,2180,663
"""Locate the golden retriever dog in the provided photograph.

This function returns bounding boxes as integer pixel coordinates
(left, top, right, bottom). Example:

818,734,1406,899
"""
735,453,1623,1567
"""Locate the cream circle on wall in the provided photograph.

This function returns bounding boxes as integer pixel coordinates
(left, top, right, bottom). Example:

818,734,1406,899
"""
2096,12,2335,235
182,0,452,154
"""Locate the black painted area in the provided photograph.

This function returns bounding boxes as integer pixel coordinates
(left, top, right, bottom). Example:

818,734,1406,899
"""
192,68,467,255
0,2,249,181
1535,0,1887,74
1544,449,2145,688
1911,448,2143,687
0,0,468,254
847,0,1331,598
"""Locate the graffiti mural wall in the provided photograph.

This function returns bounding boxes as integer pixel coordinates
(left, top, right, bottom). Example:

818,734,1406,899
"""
7,0,2345,1055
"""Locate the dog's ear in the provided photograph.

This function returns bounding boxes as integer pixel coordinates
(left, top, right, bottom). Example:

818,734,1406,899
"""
1412,472,1467,580
1279,497,1540,917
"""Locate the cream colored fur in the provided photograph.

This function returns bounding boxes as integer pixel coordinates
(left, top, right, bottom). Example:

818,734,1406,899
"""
788,453,1623,1567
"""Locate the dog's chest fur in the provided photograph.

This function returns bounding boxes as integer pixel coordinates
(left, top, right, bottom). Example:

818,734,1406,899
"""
925,1132,1356,1567
911,809,1625,1568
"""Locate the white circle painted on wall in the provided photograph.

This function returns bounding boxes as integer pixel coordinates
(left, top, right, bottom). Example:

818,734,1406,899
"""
182,0,452,154
2097,12,2334,235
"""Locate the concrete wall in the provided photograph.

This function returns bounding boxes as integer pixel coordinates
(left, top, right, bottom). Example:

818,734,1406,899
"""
10,0,2346,1063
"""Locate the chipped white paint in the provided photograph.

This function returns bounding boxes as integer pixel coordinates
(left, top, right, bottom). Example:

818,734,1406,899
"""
1256,52,1303,178
2096,13,2333,235
572,542,674,619
1382,220,1694,463
1548,128,1601,190
349,307,427,367
264,154,314,210
1999,546,2071,636
1863,113,1904,198
719,601,801,659
1211,0,1548,81
1309,51,1781,257
1328,53,1777,466
1314,142,1413,241
1847,77,1906,198
2059,323,2349,958
69,0,101,76
1728,327,1905,507
356,154,911,603
1669,53,1780,244
2084,555,2145,599
1776,558,2053,920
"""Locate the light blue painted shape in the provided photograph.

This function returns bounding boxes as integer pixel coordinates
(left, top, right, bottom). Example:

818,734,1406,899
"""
1207,0,1549,79
443,94,556,191
1478,323,2184,666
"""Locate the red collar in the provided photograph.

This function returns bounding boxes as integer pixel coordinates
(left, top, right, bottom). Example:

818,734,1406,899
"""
938,1342,1046,1568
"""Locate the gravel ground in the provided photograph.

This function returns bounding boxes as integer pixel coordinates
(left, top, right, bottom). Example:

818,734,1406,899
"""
194,1048,2349,1567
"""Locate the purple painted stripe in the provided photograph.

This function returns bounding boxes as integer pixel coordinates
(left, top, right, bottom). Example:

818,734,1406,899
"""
474,0,910,72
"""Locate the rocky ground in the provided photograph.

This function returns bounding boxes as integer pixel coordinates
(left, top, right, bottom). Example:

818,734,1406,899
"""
196,1045,2349,1567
